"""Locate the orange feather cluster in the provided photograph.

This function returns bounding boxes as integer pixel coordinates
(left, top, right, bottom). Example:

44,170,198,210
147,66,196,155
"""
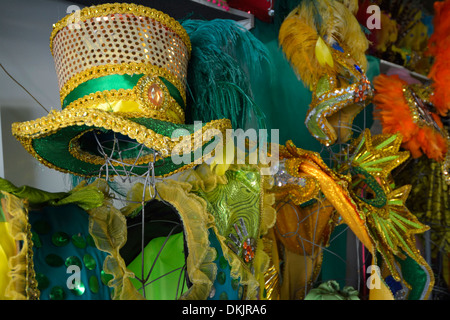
373,74,447,161
427,0,450,116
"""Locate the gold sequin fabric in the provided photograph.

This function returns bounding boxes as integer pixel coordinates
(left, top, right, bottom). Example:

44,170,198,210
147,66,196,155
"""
51,3,190,97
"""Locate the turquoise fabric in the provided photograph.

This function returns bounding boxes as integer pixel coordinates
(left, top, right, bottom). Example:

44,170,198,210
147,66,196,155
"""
29,203,111,300
207,228,242,300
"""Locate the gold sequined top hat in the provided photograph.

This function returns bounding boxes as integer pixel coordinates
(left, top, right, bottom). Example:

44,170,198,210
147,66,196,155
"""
12,3,231,177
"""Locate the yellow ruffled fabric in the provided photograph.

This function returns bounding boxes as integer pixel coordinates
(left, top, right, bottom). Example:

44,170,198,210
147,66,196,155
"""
155,179,218,300
1,191,39,300
179,163,277,300
86,179,144,300
93,177,220,300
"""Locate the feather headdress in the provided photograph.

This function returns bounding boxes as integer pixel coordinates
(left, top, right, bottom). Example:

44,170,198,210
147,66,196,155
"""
278,0,368,89
373,74,447,161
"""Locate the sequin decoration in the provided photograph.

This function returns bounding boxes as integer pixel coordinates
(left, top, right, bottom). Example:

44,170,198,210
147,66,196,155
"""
52,232,70,247
45,254,65,267
272,158,320,206
70,281,86,296
209,286,216,298
50,3,190,94
86,234,96,247
35,273,50,291
49,286,66,300
71,234,87,249
29,203,112,300
83,253,97,270
337,129,431,281
89,275,100,294
101,270,113,286
65,256,83,270
243,238,256,263
148,83,164,107
219,292,228,300
31,232,42,248
305,46,374,146
273,160,307,188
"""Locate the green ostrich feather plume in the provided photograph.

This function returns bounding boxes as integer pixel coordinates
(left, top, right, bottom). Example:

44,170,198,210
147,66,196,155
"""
182,19,271,130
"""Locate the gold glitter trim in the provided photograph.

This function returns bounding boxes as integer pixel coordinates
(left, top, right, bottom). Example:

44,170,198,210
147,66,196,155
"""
402,84,443,134
12,108,231,177
64,88,184,124
307,48,373,146
50,3,191,56
60,63,187,109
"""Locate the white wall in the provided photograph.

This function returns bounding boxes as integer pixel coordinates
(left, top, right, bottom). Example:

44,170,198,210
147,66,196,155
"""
0,0,84,192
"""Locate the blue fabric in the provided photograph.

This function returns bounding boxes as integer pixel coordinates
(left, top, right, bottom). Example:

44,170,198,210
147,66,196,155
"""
29,203,111,300
207,229,242,300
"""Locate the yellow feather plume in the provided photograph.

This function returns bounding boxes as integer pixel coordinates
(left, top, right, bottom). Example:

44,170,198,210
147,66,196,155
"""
279,0,369,88
335,0,359,15
278,4,325,88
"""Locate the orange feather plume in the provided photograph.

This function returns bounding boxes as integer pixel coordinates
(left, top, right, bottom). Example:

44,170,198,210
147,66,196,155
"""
427,0,450,116
427,0,450,57
373,74,447,161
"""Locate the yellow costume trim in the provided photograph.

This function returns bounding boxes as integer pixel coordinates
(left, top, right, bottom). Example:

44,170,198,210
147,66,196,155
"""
101,178,220,300
0,192,39,300
154,179,218,300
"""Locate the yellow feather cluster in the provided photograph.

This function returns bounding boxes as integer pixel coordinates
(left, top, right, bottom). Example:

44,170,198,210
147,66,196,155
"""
279,0,368,89
278,5,324,89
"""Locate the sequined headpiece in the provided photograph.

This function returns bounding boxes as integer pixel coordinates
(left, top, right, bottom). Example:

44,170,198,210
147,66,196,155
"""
279,0,372,146
12,3,231,178
373,74,448,161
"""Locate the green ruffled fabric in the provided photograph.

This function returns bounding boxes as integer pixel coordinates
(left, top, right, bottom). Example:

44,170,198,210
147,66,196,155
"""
0,178,104,211
305,280,360,300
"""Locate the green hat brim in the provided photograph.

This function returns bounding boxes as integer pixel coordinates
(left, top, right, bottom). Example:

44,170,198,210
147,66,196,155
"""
12,108,231,178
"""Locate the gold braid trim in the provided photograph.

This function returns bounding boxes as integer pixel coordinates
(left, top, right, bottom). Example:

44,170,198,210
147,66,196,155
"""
12,108,231,178
59,63,187,110
50,3,191,57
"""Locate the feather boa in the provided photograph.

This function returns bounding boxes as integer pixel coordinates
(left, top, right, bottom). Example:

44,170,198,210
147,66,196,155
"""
373,74,447,161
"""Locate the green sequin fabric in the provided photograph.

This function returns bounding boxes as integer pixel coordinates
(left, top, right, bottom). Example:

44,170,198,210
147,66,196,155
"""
29,203,112,300
195,168,261,267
